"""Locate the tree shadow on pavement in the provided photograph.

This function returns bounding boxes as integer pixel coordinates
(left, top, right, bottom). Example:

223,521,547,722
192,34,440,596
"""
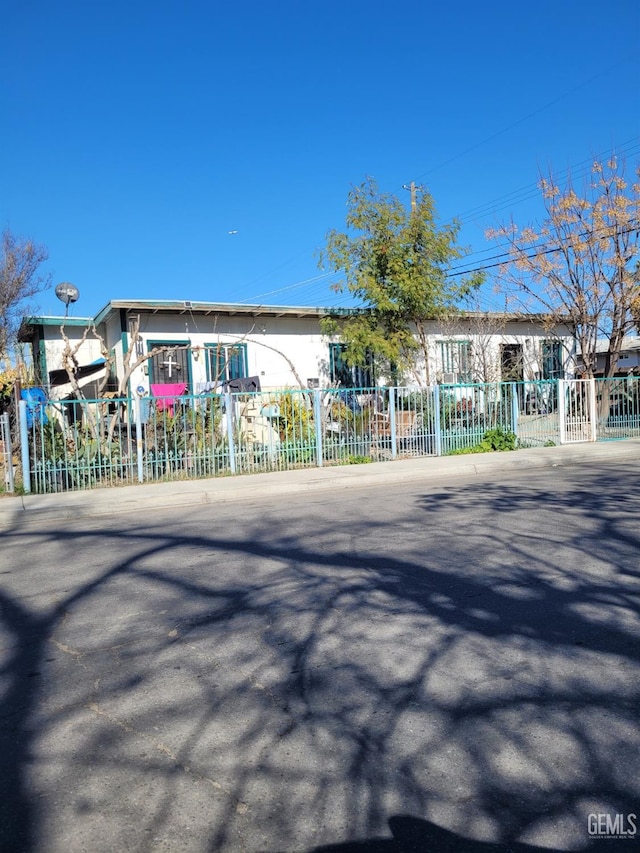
0,462,639,852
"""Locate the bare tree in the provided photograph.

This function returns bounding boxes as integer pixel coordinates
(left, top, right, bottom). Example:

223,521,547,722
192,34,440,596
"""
58,318,188,442
487,157,640,380
437,311,509,384
59,316,300,442
59,325,103,440
0,229,51,359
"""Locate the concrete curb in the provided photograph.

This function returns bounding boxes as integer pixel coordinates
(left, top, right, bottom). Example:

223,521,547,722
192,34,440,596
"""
1,439,638,526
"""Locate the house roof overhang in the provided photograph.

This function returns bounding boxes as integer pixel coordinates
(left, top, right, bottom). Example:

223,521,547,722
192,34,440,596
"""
92,299,358,326
17,316,93,341
19,301,574,337
93,301,574,327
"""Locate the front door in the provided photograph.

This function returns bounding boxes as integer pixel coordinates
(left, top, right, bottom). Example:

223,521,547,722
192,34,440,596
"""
148,342,191,389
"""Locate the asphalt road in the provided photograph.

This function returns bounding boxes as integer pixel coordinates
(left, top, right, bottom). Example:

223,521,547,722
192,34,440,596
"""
1,461,639,853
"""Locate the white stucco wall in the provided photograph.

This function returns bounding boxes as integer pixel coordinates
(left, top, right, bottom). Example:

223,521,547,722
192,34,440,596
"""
34,308,578,395
409,319,576,385
42,325,102,373
30,324,105,400
119,313,332,393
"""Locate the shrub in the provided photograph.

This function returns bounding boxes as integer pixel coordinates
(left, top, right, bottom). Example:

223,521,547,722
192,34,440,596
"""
346,454,373,464
447,426,516,455
480,427,517,451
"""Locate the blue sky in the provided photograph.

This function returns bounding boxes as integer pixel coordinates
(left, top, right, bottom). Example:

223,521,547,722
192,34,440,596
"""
2,0,639,319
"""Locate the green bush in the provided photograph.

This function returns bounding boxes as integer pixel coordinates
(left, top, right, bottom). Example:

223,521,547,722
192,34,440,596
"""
447,426,516,455
346,454,373,464
480,427,517,451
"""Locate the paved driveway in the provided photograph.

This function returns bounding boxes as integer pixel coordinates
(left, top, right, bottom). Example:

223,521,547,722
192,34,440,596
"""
1,461,639,852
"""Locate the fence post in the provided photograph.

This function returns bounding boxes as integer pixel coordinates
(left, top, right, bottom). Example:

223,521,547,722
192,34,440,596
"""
510,382,519,439
225,391,236,474
133,396,144,483
1,413,14,493
557,379,566,444
313,390,323,468
389,386,397,459
18,400,31,494
433,384,442,456
588,377,597,442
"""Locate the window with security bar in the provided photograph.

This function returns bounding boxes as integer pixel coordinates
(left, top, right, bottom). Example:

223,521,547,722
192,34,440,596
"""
439,340,472,383
205,343,248,385
329,343,374,388
542,340,564,379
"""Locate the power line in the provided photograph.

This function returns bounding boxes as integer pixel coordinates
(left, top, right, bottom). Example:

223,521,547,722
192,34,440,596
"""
447,223,639,278
435,136,640,269
457,137,640,226
239,137,639,307
425,136,640,233
404,60,630,186
237,271,340,304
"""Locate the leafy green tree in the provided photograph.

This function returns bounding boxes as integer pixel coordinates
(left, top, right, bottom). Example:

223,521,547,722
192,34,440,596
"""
319,179,484,385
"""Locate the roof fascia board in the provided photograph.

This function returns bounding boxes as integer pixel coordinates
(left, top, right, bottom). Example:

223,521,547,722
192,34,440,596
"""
22,316,93,327
101,299,360,319
25,301,572,330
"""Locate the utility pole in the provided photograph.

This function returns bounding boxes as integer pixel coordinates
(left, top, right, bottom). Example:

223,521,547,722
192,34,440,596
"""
402,181,425,212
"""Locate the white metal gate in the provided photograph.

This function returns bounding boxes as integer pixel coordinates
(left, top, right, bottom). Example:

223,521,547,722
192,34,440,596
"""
558,379,596,444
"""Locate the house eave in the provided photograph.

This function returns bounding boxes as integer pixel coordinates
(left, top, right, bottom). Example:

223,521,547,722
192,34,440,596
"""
20,302,574,339
93,299,360,326
17,316,94,341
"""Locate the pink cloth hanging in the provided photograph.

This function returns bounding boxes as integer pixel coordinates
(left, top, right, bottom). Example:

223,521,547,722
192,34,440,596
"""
151,383,188,413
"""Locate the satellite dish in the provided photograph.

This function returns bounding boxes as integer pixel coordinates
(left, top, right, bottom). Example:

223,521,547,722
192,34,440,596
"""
55,282,80,306
55,282,80,317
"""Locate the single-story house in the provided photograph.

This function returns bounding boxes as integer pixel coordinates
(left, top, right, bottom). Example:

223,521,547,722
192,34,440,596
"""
578,336,640,378
18,299,577,400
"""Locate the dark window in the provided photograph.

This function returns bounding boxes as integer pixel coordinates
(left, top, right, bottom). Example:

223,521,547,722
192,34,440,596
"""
206,343,248,384
542,340,564,379
500,344,524,383
329,343,374,388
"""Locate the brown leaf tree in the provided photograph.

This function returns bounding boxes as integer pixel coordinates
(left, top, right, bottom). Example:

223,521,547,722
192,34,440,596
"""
487,157,640,379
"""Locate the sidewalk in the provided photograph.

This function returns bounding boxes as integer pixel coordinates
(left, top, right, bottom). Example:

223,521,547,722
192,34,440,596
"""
1,439,639,526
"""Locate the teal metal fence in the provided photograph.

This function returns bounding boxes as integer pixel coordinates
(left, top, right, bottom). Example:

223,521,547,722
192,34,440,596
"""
438,382,516,453
19,396,140,493
511,379,560,448
595,376,640,440
15,378,638,493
